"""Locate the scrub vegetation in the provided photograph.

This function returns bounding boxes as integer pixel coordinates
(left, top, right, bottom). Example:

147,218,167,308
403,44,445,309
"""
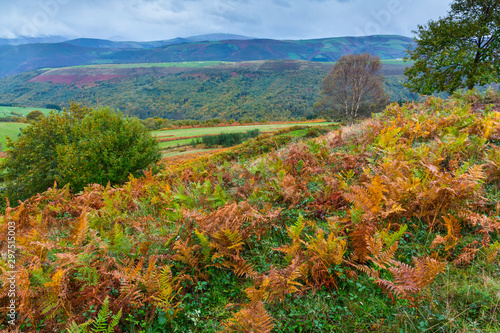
0,90,499,332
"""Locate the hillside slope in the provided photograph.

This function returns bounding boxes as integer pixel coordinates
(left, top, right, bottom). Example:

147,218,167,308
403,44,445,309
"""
0,60,417,120
0,90,499,332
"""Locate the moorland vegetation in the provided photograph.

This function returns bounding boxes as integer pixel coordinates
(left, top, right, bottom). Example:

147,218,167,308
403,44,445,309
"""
0,1,499,331
0,89,499,332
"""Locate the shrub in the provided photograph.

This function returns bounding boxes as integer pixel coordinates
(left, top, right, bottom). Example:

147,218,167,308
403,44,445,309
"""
26,110,44,122
1,103,161,205
199,129,260,148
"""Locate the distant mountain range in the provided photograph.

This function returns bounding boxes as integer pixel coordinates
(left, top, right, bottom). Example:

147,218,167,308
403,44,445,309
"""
63,33,253,49
0,33,252,46
0,34,414,77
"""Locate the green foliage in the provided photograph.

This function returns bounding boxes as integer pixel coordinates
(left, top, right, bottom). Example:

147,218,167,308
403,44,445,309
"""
196,129,260,148
0,103,161,204
26,110,44,122
67,297,122,333
405,0,500,94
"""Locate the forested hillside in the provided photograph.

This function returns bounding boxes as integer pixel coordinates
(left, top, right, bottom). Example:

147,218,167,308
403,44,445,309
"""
0,60,417,121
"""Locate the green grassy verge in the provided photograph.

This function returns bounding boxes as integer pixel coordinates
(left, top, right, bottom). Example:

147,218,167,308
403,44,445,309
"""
162,148,216,157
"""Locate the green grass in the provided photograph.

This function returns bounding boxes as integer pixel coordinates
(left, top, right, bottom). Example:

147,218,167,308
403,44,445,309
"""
45,61,230,70
0,106,55,118
0,122,29,151
159,138,196,149
153,122,335,139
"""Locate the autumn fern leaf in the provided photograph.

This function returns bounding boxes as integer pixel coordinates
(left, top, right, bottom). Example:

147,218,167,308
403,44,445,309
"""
222,300,274,333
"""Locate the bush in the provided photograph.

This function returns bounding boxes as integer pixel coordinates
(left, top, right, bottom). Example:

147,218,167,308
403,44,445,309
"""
26,110,44,122
0,103,161,205
197,129,260,148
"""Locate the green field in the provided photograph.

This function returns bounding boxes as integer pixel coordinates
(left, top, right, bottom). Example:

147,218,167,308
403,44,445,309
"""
42,59,410,72
159,138,197,149
0,122,29,151
0,106,56,118
47,61,229,70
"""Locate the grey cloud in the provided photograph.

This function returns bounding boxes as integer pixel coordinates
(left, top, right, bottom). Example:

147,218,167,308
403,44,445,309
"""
0,0,451,40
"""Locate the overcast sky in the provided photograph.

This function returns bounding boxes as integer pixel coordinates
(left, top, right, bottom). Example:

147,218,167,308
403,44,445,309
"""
0,0,452,41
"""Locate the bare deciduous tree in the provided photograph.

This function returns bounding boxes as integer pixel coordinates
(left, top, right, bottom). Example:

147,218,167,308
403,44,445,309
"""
315,53,389,125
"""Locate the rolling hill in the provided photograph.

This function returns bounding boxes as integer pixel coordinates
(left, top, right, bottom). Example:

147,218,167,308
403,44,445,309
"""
0,35,414,78
0,59,418,121
63,33,253,49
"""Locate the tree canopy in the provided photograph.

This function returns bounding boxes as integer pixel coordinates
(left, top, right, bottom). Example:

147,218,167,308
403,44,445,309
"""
405,0,500,94
26,110,44,122
0,103,161,205
314,53,389,125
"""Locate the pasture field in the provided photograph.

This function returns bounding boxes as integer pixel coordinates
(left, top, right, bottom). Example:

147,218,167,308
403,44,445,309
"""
0,122,29,151
0,106,55,118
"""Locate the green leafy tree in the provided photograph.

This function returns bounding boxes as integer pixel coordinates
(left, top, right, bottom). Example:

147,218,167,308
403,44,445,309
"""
314,53,389,125
1,103,161,205
26,110,44,122
405,0,500,94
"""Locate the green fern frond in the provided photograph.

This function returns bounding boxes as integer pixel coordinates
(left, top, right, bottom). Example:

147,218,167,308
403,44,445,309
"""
92,297,111,332
67,320,88,333
108,309,122,333
287,214,305,241
195,230,212,262
379,224,408,248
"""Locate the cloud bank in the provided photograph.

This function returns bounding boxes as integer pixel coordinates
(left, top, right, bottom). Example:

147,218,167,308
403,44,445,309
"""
0,0,451,40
